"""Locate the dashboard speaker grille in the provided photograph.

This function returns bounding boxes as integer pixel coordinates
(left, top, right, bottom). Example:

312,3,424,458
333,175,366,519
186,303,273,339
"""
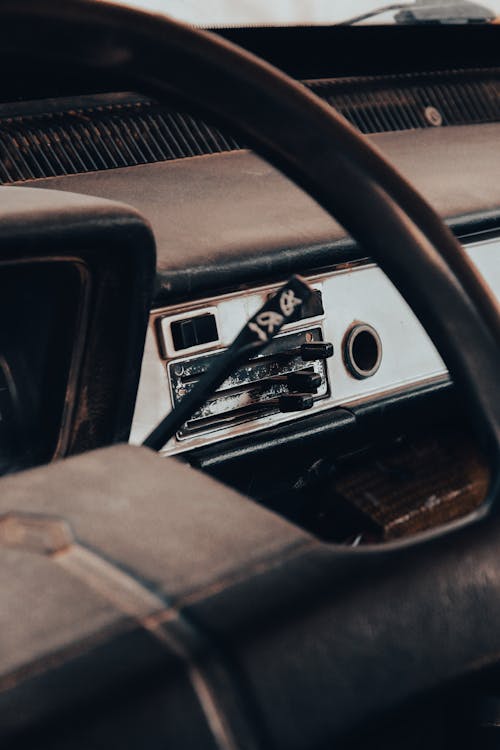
1,67,499,183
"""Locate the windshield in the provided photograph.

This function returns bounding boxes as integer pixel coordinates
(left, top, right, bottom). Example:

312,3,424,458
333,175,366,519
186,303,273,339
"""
120,0,500,26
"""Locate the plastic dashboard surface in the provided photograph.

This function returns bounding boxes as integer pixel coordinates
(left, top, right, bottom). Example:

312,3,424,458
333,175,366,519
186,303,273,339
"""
130,235,500,456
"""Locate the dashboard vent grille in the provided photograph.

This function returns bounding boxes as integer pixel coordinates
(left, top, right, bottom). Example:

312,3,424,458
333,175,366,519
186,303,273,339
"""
1,67,500,183
0,95,239,183
309,68,500,134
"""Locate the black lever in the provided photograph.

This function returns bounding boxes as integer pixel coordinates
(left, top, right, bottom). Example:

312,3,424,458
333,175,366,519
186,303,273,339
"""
274,393,314,412
269,370,322,393
299,342,334,361
143,275,314,451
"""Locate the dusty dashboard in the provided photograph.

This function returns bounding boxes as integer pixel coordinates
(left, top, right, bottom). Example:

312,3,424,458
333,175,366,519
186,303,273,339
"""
130,234,500,457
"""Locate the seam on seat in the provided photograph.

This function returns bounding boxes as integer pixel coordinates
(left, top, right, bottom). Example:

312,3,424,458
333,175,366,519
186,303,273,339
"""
0,512,244,750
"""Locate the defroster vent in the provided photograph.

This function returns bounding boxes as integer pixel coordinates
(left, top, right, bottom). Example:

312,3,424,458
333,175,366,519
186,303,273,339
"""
0,93,239,183
1,67,500,183
308,67,500,134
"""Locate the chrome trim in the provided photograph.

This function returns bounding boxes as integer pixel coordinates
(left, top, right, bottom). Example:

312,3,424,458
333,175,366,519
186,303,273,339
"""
343,323,383,380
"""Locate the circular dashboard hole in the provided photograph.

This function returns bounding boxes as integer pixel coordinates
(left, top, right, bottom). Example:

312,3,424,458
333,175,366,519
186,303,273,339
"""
344,324,382,379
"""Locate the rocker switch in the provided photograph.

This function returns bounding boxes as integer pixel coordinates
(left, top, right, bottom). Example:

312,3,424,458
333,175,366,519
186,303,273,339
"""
171,313,218,352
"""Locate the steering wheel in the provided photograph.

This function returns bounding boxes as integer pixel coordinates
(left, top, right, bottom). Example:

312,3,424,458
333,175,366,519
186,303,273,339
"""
2,1,500,747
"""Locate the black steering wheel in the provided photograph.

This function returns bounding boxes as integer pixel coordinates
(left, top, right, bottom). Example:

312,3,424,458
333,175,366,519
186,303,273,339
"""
2,1,500,747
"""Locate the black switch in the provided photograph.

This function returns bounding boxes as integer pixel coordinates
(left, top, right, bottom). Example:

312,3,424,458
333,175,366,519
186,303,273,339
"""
300,342,334,361
278,393,314,412
268,370,322,392
171,319,196,350
192,314,218,345
171,313,218,351
286,370,322,393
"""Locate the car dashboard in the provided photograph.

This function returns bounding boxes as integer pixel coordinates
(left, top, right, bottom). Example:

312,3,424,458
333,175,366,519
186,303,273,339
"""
131,236,499,456
1,23,500,540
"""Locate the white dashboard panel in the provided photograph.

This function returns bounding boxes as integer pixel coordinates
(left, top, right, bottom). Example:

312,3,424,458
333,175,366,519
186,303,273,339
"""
130,235,500,455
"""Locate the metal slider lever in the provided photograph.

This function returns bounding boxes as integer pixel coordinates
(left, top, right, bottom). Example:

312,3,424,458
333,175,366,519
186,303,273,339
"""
265,393,315,413
298,342,334,361
143,275,315,451
268,369,322,393
278,341,334,362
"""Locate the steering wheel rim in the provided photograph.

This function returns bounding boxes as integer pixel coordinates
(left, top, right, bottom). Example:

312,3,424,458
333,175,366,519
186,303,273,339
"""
2,3,500,742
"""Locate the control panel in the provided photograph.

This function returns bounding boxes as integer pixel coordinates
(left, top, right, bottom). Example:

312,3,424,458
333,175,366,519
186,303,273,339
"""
168,327,331,439
130,236,500,456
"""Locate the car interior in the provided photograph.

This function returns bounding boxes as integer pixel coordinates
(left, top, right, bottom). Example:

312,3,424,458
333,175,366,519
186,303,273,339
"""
1,1,500,748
